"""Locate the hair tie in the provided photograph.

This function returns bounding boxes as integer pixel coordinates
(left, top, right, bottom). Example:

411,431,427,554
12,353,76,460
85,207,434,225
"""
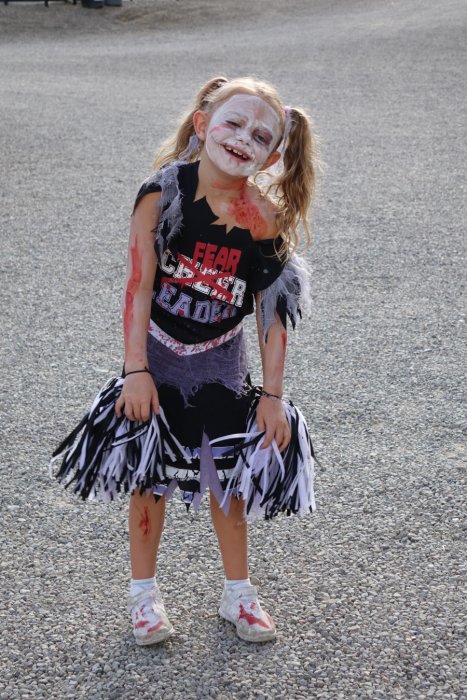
123,367,151,378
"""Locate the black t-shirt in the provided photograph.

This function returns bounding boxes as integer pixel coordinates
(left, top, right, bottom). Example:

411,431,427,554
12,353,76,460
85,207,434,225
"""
133,161,285,344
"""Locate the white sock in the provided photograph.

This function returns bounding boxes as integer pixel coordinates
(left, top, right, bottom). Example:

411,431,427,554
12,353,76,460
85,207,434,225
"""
130,576,157,598
224,577,251,592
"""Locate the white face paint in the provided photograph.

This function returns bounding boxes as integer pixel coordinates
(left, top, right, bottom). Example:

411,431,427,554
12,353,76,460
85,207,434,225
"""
204,94,281,177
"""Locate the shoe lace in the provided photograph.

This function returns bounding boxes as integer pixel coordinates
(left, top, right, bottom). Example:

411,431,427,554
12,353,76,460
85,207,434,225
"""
229,584,260,607
128,586,164,615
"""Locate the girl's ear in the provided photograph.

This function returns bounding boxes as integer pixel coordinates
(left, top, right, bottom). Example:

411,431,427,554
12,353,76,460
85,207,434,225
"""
262,150,281,171
193,110,209,141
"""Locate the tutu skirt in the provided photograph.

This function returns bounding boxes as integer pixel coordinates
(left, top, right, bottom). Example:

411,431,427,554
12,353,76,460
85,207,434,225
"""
50,333,318,523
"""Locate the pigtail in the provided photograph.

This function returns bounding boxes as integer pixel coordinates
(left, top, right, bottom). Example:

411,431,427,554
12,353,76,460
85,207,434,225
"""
152,77,228,170
273,107,319,258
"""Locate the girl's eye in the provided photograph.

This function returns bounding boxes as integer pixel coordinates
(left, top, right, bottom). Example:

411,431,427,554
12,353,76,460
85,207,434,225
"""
226,120,240,127
254,133,270,146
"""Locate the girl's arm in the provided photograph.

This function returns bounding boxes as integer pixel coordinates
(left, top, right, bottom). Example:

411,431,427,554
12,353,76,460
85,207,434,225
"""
115,192,161,422
255,294,291,452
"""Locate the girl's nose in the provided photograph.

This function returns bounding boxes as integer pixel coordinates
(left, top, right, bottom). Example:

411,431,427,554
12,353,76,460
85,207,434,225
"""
236,127,251,144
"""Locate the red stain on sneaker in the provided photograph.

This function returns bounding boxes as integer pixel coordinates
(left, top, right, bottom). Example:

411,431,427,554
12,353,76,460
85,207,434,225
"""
238,603,271,628
147,621,164,633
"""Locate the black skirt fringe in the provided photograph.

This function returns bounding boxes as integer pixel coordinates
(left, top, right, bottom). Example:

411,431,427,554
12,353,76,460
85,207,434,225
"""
50,377,190,504
50,378,317,521
212,390,317,522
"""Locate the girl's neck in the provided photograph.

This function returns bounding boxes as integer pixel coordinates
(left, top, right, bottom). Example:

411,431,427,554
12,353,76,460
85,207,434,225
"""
197,152,247,200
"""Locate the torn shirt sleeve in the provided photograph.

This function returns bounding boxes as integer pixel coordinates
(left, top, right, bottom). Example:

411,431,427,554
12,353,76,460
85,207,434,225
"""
132,175,162,215
132,161,185,260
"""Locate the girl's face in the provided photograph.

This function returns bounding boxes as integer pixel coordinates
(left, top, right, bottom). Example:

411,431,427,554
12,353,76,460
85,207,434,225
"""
203,94,282,177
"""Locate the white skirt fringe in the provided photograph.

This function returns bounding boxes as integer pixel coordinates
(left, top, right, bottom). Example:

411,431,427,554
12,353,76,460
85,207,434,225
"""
50,377,317,521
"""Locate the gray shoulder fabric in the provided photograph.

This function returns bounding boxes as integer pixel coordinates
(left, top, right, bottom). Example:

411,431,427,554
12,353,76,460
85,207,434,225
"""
259,253,312,343
138,160,185,260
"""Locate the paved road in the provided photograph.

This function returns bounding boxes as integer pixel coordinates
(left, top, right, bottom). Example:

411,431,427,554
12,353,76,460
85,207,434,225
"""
0,1,465,698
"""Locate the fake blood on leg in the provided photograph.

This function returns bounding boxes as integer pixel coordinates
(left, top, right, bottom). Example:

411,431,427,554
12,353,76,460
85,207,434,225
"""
138,506,151,537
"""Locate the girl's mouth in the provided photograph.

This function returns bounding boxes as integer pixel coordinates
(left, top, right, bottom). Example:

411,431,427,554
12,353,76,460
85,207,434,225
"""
223,144,251,162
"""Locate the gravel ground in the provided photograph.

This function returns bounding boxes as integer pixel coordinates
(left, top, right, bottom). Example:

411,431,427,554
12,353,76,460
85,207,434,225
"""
0,0,466,698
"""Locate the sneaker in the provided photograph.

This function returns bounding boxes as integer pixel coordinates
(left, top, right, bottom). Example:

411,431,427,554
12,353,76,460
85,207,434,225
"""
127,586,174,645
219,583,276,642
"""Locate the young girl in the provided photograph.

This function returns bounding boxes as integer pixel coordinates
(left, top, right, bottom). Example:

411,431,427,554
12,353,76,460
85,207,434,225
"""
51,76,319,646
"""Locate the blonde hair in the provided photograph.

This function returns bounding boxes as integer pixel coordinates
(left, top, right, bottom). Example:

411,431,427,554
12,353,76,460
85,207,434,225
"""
152,76,319,258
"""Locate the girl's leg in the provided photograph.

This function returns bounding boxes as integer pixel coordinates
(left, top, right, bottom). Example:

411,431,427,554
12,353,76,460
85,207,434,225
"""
209,490,248,579
210,491,276,642
129,491,166,579
128,492,174,644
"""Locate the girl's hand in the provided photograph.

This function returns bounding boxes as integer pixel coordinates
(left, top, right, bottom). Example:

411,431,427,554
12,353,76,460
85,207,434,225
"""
115,373,160,422
256,396,291,452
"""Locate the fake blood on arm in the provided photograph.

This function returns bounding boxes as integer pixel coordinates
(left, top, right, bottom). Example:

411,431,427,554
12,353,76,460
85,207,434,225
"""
123,241,143,356
265,329,287,387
